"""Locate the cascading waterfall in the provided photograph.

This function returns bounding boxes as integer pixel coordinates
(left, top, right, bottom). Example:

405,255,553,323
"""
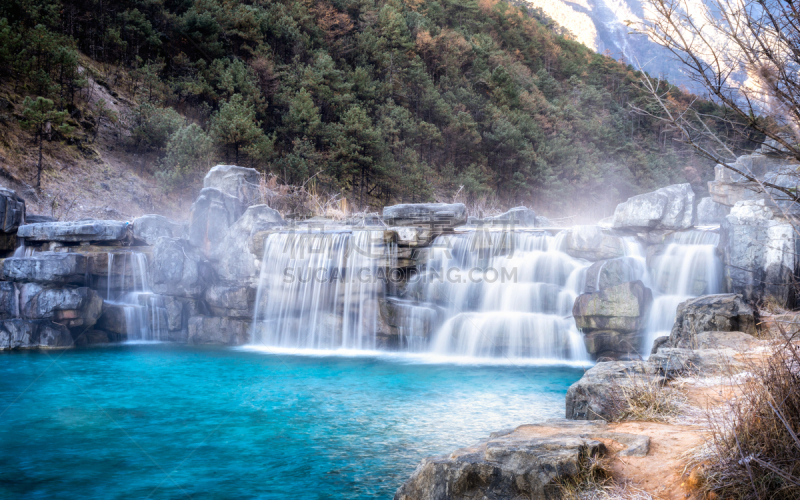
251,230,385,350
642,229,723,351
105,251,167,341
421,230,590,361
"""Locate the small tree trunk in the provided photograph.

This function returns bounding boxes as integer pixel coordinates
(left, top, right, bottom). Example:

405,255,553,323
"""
37,132,43,188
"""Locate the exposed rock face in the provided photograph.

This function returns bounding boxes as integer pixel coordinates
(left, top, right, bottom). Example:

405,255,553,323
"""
382,203,467,228
0,187,25,232
204,285,253,319
394,421,607,500
210,204,285,284
188,188,245,256
3,252,88,285
17,220,130,243
612,184,695,230
573,281,652,333
0,281,17,319
564,225,624,261
719,200,796,307
534,215,553,227
187,315,250,345
150,238,211,298
133,214,185,245
584,258,639,293
0,319,73,349
18,283,103,331
696,197,729,225
665,294,755,349
203,165,261,205
566,361,663,420
649,331,765,376
483,206,537,227
582,330,642,360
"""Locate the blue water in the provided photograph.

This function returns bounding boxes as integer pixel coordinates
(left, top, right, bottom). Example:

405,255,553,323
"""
0,345,584,499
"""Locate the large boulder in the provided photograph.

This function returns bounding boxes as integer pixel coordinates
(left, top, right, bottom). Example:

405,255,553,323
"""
188,188,245,256
150,237,212,298
210,204,285,284
696,197,730,225
382,203,467,229
0,281,16,319
17,283,103,332
665,294,756,349
3,252,88,285
719,199,796,307
483,206,537,227
17,220,130,243
204,285,253,319
573,281,652,333
612,184,695,230
0,187,25,233
582,330,642,360
564,225,625,261
203,165,261,205
565,361,664,420
132,215,185,245
187,315,250,345
394,421,607,500
0,319,73,349
584,258,641,293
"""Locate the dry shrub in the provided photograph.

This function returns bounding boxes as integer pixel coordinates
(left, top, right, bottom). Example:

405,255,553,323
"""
608,371,690,423
258,174,350,220
701,327,800,500
559,447,614,500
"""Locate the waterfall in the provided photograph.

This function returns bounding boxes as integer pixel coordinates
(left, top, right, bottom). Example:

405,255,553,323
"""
105,251,167,342
251,230,385,350
642,229,723,352
419,230,590,361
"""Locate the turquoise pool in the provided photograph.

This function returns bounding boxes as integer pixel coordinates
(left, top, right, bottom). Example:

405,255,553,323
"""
0,345,584,499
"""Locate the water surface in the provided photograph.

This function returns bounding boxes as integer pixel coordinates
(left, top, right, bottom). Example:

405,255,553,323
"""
0,345,583,499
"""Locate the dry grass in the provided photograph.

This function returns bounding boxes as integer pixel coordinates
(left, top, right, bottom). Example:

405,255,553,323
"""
693,326,800,500
608,371,691,423
559,448,655,500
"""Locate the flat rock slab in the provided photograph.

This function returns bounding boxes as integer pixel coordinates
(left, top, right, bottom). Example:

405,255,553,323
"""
18,220,130,243
395,420,651,500
383,203,467,228
3,252,88,284
0,318,73,349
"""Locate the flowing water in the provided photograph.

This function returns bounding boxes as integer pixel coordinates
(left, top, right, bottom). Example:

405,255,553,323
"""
0,344,583,499
104,251,167,341
642,230,723,351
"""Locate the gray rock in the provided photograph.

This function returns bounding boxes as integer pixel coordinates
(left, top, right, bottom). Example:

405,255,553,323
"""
0,281,17,319
484,206,537,227
150,238,211,298
573,281,652,333
210,205,285,284
203,165,262,205
132,215,185,245
394,421,607,500
188,188,245,256
650,347,749,377
96,302,127,336
382,203,467,228
24,214,56,224
204,285,253,319
17,220,130,243
584,258,640,293
0,319,73,349
565,361,663,420
187,315,250,345
582,330,642,360
18,283,103,331
696,197,729,225
663,294,756,350
0,187,25,233
3,252,88,284
719,200,796,306
564,225,625,261
534,215,553,227
612,184,695,230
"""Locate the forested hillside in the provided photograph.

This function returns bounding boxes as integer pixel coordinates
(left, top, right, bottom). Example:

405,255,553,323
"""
0,0,727,217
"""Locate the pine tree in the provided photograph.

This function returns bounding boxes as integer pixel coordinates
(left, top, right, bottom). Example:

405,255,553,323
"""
209,94,265,164
20,96,72,188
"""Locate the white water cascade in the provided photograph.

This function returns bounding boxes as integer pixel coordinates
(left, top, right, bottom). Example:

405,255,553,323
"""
105,251,167,341
642,230,723,351
251,230,386,349
419,230,591,361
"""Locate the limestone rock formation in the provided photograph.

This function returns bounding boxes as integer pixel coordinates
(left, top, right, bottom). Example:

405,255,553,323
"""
564,225,624,260
483,206,537,227
0,318,74,349
394,421,607,500
612,184,695,230
719,200,796,307
573,281,652,333
203,164,262,205
584,258,639,293
664,294,755,350
382,203,467,229
696,197,729,225
17,220,130,243
133,214,185,245
187,315,250,345
566,361,663,420
18,283,103,331
150,237,211,298
188,188,245,256
3,252,88,285
0,187,25,233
